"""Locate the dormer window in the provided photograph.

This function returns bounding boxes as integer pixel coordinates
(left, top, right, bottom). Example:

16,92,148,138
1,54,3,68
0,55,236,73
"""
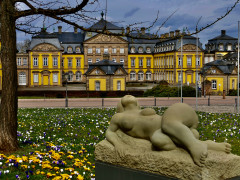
67,47,73,53
227,44,232,51
219,44,224,51
130,47,135,53
76,47,81,53
146,47,151,53
138,47,143,53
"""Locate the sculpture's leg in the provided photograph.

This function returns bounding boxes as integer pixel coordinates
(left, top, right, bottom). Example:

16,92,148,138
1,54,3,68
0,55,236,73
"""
203,140,231,153
162,120,208,166
150,129,176,151
191,128,200,139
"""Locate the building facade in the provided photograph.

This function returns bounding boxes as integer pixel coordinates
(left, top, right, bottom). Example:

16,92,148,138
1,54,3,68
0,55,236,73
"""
0,16,239,92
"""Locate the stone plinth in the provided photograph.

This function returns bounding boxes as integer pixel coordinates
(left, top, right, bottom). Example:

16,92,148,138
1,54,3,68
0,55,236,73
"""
95,130,240,180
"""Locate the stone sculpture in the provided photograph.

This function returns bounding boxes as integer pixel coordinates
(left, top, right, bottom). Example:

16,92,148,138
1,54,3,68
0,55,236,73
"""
106,95,231,167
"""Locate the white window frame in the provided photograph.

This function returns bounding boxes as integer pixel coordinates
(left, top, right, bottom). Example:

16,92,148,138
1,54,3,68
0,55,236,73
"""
138,47,143,53
53,57,58,66
178,72,182,82
88,48,93,54
67,47,73,53
146,47,151,53
104,48,108,54
120,48,124,54
76,72,81,81
130,72,136,81
96,48,101,54
33,57,38,66
139,58,143,66
17,58,22,66
112,48,117,54
147,59,151,67
76,47,81,53
219,44,224,51
120,58,124,64
88,58,92,64
43,57,48,66
33,74,38,83
68,72,73,82
146,72,151,80
187,56,192,66
196,56,200,66
95,81,100,91
130,47,135,53
227,44,232,51
112,58,116,62
131,59,135,67
19,72,26,85
138,72,144,81
96,58,100,62
53,73,58,83
23,58,27,66
76,59,81,67
68,59,72,67
212,80,217,89
178,57,182,66
117,81,121,90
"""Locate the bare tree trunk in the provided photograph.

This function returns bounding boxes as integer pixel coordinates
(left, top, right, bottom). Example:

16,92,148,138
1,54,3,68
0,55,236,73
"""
0,0,19,151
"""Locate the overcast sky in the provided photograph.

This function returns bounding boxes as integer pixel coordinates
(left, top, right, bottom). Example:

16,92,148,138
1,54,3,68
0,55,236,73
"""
17,0,240,47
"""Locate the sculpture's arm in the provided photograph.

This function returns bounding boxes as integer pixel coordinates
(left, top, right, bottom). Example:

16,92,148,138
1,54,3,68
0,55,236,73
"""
106,115,122,147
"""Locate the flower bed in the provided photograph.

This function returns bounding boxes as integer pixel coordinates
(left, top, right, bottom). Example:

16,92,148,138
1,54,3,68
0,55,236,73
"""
0,108,239,179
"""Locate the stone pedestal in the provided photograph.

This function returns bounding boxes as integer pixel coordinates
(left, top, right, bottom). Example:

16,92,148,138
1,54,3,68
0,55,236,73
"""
95,130,240,180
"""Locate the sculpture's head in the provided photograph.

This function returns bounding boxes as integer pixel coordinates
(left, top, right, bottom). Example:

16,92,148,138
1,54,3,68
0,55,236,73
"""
121,95,139,111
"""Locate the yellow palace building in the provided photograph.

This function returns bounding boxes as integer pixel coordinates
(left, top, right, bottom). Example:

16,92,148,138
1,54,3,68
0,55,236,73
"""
153,31,204,86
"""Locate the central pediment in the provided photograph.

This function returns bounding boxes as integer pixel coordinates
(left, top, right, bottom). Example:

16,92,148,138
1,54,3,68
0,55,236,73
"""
84,34,128,44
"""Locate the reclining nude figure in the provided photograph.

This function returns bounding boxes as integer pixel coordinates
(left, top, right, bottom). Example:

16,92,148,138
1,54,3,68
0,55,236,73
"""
106,95,231,167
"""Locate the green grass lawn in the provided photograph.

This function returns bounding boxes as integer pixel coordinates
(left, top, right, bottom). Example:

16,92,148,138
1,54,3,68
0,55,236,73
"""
0,108,239,180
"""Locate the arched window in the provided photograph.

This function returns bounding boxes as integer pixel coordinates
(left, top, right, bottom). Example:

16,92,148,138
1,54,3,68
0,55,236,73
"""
227,44,232,51
130,71,136,81
218,44,224,51
130,46,135,53
95,81,100,91
67,46,73,53
146,72,152,80
19,72,26,85
138,47,143,53
138,71,144,81
68,72,73,81
76,47,81,53
76,71,81,81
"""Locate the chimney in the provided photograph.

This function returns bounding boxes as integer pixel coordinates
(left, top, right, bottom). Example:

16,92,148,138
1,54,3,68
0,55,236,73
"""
221,30,226,36
74,27,78,34
170,31,174,38
175,30,180,37
141,27,145,35
165,33,169,38
126,27,130,34
58,26,62,34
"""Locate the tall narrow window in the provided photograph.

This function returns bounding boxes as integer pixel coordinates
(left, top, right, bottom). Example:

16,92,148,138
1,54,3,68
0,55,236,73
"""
131,59,135,67
212,80,217,89
33,57,38,66
68,59,72,67
33,74,38,83
178,57,182,66
17,58,22,66
61,60,64,67
147,59,151,67
138,72,144,81
104,48,108,53
23,58,27,66
139,58,143,67
53,57,58,66
112,48,117,54
53,74,58,83
130,72,136,80
196,57,200,66
95,81,100,91
146,72,152,80
232,79,235,89
43,57,48,66
187,57,192,66
76,59,81,67
117,81,121,90
76,72,81,81
68,72,73,81
178,72,182,82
